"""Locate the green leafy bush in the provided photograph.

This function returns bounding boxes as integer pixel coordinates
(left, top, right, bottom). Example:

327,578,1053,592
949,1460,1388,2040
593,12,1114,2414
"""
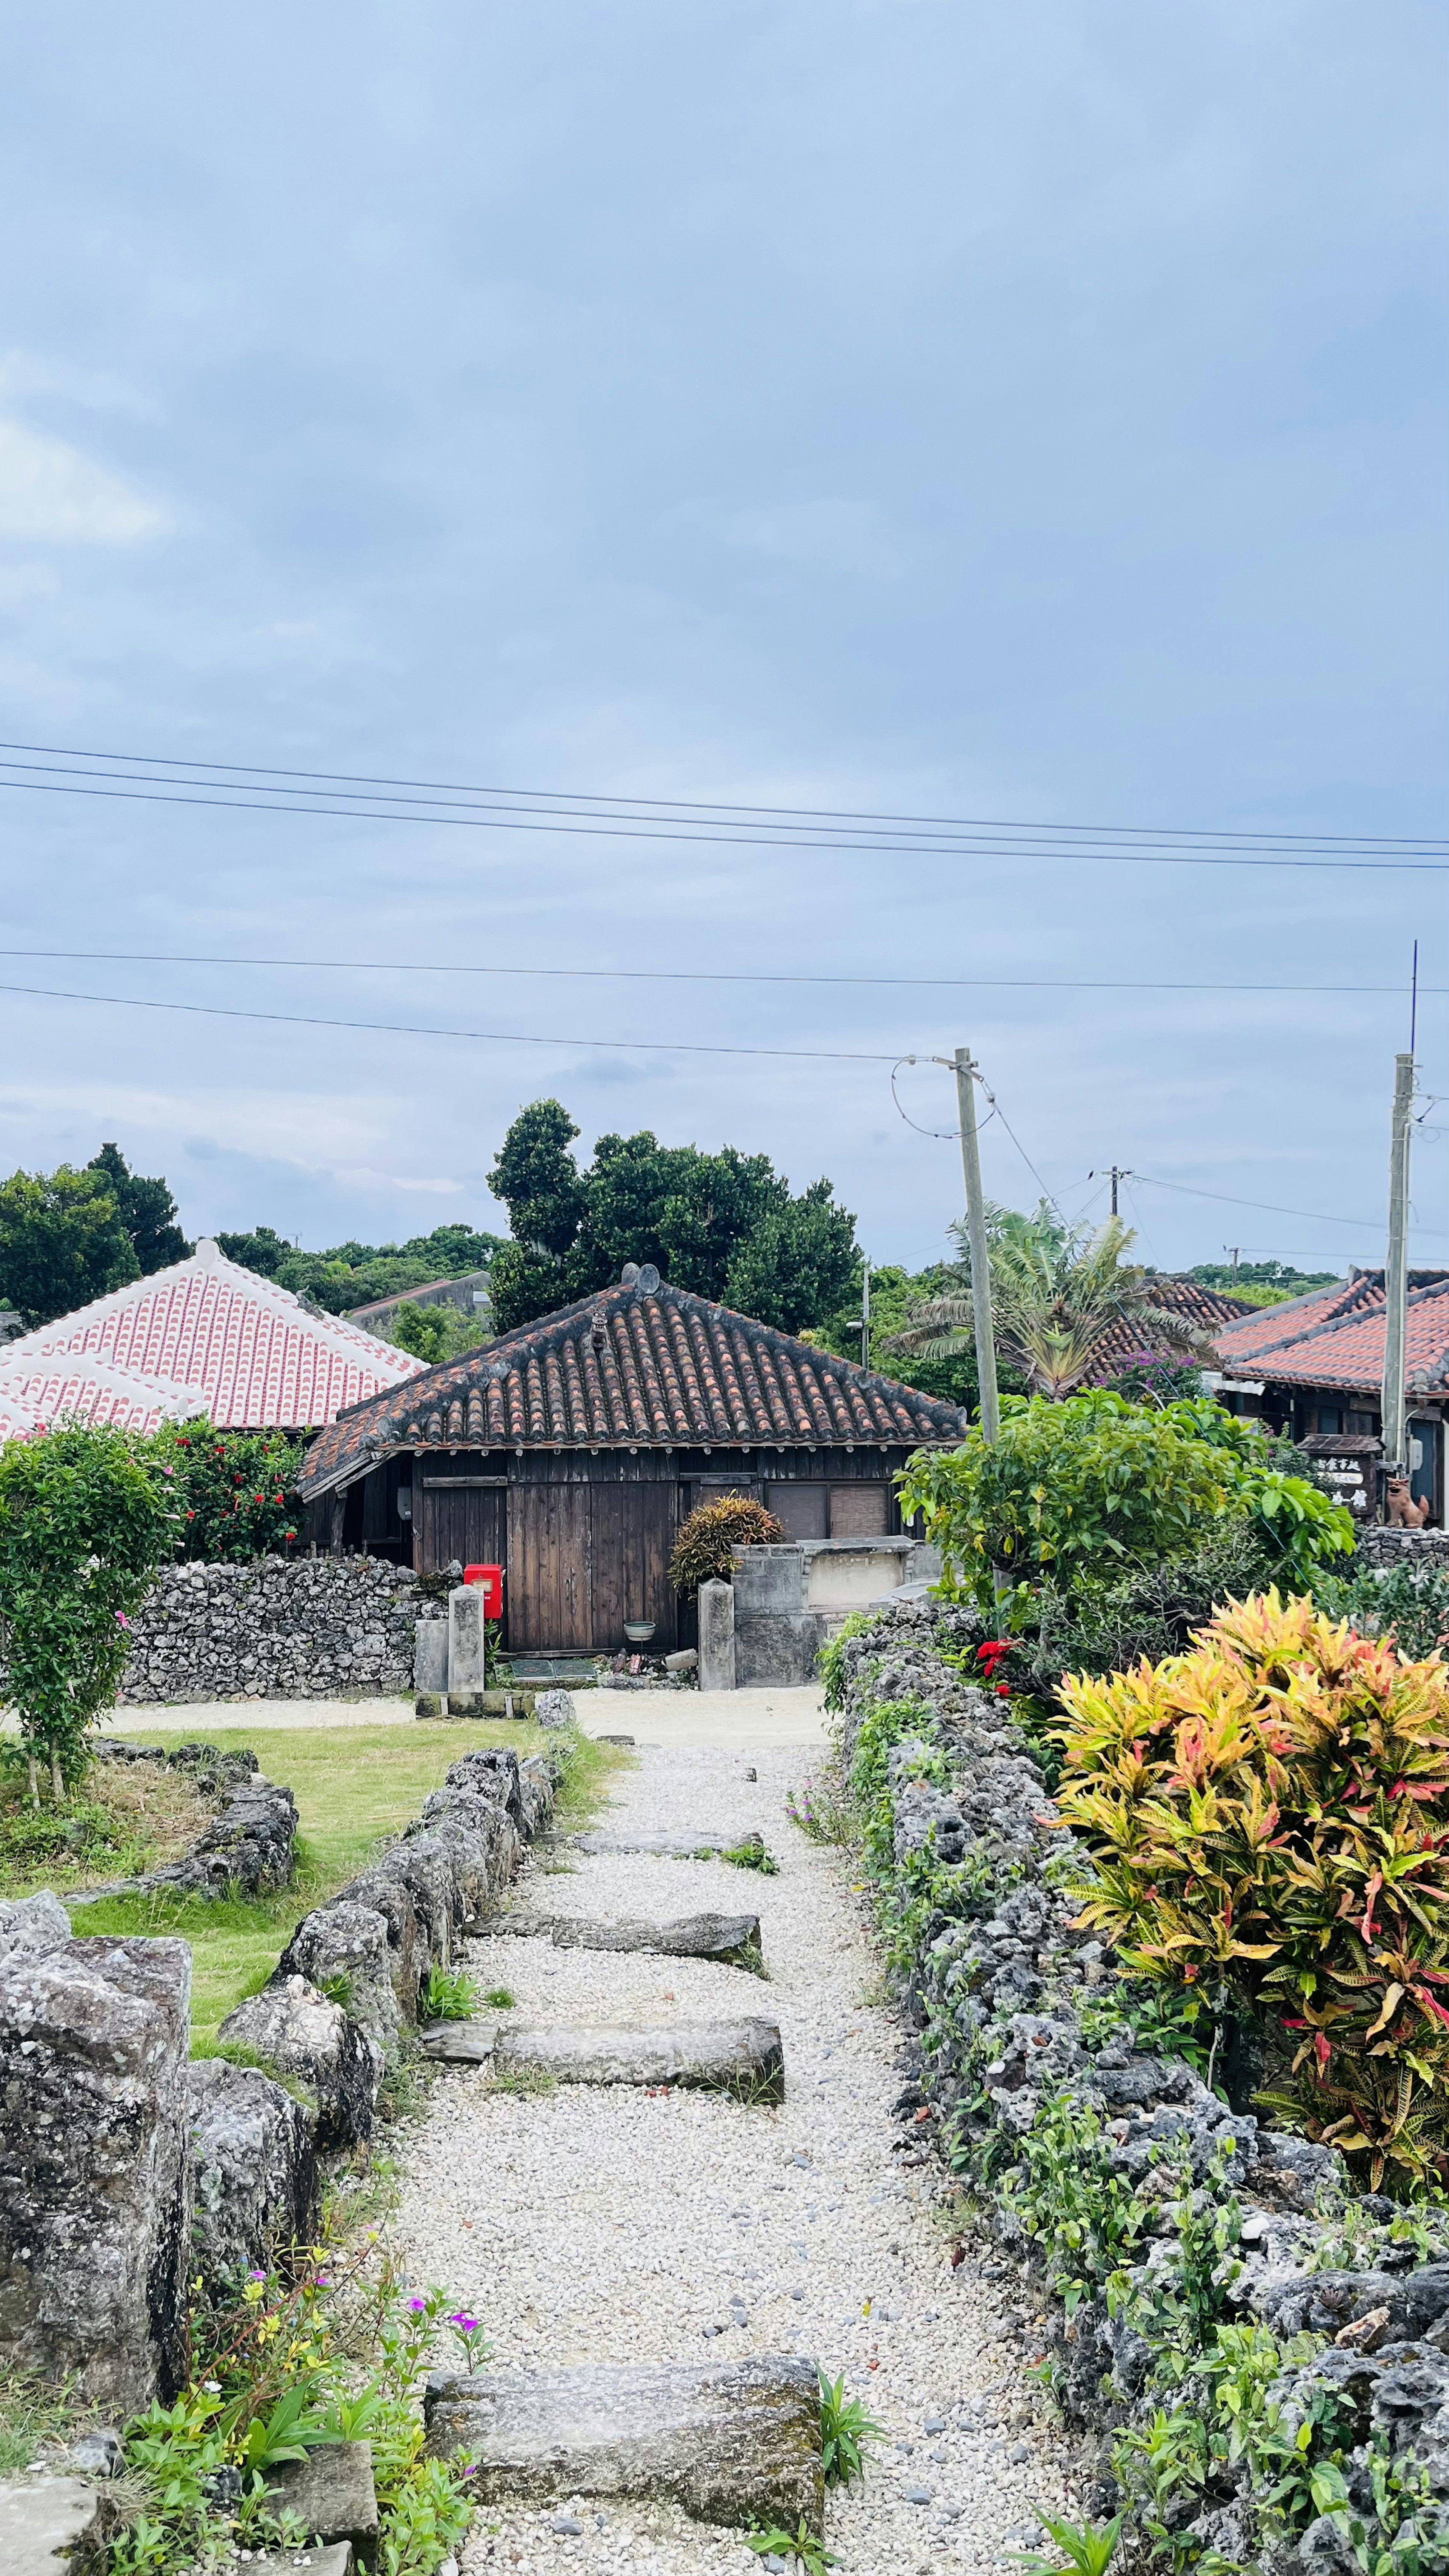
1057,1590,1449,2190
1312,1558,1449,1662
418,1963,480,2022
668,1492,784,1595
0,1425,175,1797
898,1391,1352,1615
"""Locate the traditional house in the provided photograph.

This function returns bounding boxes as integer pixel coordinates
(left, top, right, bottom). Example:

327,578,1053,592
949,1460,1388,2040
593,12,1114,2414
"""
297,1267,968,1655
1209,1270,1449,1526
0,1237,423,1439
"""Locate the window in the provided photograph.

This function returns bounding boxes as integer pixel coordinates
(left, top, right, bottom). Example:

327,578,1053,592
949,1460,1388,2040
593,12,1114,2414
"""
1316,1406,1342,1436
829,1484,889,1537
766,1484,828,1539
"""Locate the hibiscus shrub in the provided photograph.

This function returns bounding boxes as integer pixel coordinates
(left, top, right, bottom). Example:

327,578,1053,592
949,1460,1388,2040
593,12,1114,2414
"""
150,1419,306,1561
1055,1591,1449,2191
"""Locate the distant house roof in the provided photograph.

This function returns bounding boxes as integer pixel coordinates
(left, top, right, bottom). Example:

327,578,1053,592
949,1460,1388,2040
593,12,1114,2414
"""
1212,1271,1449,1397
299,1277,969,1497
0,1239,425,1438
1088,1277,1261,1377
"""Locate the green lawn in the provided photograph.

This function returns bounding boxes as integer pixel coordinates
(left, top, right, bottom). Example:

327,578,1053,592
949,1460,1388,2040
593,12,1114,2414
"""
73,1721,623,2055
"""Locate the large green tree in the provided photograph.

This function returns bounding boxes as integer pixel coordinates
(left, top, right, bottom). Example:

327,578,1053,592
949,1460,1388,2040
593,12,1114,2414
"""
89,1142,191,1275
485,1099,858,1335
0,1164,140,1327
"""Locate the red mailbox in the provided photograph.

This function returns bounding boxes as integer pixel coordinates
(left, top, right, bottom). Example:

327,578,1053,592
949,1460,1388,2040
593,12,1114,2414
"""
463,1564,503,1621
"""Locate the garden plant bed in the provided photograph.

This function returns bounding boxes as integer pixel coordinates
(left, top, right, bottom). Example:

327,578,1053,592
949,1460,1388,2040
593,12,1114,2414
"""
830,1592,1449,2575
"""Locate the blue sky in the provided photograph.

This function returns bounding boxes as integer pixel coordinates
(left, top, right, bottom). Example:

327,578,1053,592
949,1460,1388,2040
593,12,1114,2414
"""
0,1,1444,1279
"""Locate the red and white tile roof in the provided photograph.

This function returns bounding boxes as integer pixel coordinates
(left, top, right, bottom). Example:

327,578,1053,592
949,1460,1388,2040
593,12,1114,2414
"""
0,1239,424,1437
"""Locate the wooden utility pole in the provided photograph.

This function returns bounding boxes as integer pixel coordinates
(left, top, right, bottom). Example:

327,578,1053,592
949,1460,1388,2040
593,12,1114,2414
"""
1382,1050,1415,1475
953,1045,1000,1441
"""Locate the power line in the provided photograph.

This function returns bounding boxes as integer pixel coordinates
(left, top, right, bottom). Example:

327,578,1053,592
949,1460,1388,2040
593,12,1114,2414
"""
0,978,898,1066
0,944,1437,1000
0,747,1443,871
3,734,1441,845
1129,1169,1443,1237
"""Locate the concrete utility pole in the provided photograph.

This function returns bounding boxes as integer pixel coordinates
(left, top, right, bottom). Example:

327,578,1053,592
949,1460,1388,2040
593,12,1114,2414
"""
860,1258,871,1372
1110,1166,1121,1217
1382,1050,1415,1476
953,1045,1000,1441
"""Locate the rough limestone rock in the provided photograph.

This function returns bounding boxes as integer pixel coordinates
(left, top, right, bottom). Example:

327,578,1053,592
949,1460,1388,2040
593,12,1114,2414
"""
516,1755,555,1838
423,2356,823,2530
115,1555,423,1703
424,2016,784,2098
446,1745,527,1831
493,1909,761,1965
0,1936,192,2410
266,2439,379,2550
187,2059,320,2287
0,1892,71,1967
574,1829,756,1859
276,1901,403,2060
143,1774,298,1899
362,1832,465,1966
414,1790,520,1918
166,1741,259,1791
0,2476,108,2573
533,1687,576,1729
331,1867,426,2021
217,1976,381,2148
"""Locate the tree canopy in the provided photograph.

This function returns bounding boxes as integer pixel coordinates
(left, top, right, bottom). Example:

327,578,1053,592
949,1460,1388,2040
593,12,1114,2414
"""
0,1163,141,1327
88,1142,191,1275
216,1221,505,1315
884,1201,1215,1401
485,1099,858,1334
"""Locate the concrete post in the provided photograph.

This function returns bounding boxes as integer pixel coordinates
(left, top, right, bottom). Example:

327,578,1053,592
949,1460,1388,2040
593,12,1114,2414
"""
448,1585,488,1711
414,1619,448,1696
697,1580,736,1692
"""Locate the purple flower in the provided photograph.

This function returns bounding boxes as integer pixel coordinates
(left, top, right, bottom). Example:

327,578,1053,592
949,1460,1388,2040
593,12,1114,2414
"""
447,2313,481,2334
247,2268,267,2281
407,2297,428,2313
115,1610,131,1630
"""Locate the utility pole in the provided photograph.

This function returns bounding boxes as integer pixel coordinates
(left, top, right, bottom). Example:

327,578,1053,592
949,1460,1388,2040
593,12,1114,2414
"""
1226,1246,1240,1283
860,1258,871,1372
1382,1050,1415,1477
1110,1166,1120,1217
953,1045,1000,1441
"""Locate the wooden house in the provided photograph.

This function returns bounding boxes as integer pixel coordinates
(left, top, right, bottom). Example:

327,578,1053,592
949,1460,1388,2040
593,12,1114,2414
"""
296,1268,967,1655
1209,1269,1449,1525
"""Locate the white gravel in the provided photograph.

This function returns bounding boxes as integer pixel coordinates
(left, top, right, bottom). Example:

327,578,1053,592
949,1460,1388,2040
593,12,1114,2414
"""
389,1744,1082,2574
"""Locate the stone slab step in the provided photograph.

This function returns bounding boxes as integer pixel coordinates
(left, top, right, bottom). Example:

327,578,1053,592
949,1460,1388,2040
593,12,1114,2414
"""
0,2478,105,2576
573,1829,760,1859
421,2015,784,2097
489,1909,762,1965
423,2355,822,2530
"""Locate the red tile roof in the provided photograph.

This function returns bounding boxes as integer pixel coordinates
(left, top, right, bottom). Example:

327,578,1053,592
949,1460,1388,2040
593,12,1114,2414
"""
1089,1278,1259,1374
1212,1272,1449,1395
298,1279,969,1495
0,1240,424,1436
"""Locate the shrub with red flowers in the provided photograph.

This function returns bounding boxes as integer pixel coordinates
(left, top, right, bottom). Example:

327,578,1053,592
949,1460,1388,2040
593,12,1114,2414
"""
148,1418,306,1563
1055,1590,1449,2191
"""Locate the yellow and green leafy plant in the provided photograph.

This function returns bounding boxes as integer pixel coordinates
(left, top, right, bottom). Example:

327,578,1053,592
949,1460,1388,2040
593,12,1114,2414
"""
1055,1590,1449,2189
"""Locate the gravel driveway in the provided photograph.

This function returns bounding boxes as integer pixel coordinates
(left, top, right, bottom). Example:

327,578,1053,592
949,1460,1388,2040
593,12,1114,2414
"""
389,1742,1081,2573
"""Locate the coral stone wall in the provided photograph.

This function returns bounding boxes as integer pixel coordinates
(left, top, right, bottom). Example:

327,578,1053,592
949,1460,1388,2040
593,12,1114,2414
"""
115,1557,421,1703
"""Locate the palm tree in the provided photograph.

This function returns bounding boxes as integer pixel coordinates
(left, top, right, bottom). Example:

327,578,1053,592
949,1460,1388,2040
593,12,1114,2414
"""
883,1201,1217,1401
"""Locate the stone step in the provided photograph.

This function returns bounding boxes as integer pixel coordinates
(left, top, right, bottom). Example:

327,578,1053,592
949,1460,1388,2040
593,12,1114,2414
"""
488,1908,762,1965
423,2356,822,2531
573,1829,761,1860
421,2015,784,2098
0,2478,106,2576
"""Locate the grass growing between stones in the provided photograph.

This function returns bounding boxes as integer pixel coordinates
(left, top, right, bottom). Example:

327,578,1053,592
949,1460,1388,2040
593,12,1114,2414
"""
0,1749,212,1895
68,1722,626,2055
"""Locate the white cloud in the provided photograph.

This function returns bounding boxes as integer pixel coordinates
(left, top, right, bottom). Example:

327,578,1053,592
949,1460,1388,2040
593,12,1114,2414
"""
0,417,169,544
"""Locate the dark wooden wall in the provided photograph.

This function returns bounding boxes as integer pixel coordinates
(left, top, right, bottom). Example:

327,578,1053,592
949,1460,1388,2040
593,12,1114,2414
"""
330,1443,915,1653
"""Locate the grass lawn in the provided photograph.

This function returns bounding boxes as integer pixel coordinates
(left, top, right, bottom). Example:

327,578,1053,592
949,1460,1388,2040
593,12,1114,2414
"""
69,1720,625,2056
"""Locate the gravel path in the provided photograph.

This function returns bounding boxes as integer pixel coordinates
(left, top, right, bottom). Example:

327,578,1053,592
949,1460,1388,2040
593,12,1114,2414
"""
389,1744,1080,2574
